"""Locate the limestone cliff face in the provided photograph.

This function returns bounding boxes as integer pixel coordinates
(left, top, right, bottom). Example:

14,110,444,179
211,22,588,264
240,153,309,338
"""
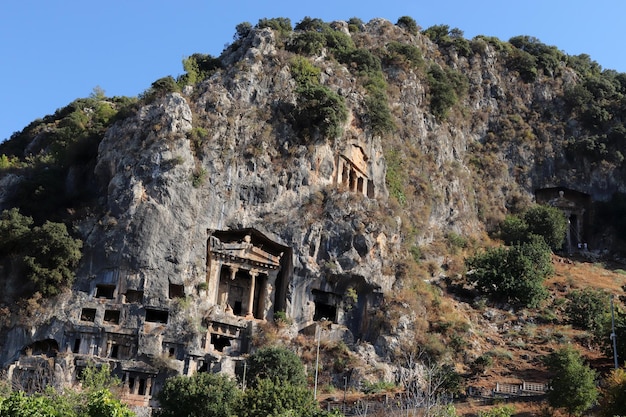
1,18,625,405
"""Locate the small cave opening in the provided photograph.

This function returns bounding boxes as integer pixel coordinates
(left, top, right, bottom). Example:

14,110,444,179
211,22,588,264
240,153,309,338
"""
210,334,232,352
145,308,169,324
73,338,81,354
125,290,144,303
169,283,185,299
95,285,115,299
312,289,340,323
23,339,59,357
110,344,119,359
104,310,121,324
80,308,96,322
314,302,337,323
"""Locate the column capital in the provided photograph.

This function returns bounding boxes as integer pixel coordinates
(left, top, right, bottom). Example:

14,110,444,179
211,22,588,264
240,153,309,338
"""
229,265,239,280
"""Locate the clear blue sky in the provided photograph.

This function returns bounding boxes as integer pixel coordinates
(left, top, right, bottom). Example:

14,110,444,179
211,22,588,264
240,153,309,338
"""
1,0,625,143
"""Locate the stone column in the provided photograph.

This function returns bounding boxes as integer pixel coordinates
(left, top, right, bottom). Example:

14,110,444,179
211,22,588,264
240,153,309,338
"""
229,266,239,280
123,372,130,394
264,270,278,320
246,269,258,318
206,256,222,306
145,377,153,397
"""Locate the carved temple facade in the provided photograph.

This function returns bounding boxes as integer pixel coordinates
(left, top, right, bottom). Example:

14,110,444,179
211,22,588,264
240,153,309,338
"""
335,143,375,198
206,229,288,321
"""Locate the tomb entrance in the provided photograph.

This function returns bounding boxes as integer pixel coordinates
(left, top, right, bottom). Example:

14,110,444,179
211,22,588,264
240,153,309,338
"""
535,187,592,252
336,144,375,198
206,229,291,321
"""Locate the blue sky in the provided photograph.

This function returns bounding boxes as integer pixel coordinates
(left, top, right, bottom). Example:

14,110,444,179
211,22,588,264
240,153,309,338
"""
1,0,625,143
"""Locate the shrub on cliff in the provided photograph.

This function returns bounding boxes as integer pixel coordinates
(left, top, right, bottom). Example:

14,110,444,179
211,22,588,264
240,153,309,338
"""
257,17,292,38
466,235,552,307
427,64,468,120
0,209,82,297
178,53,222,86
396,16,419,35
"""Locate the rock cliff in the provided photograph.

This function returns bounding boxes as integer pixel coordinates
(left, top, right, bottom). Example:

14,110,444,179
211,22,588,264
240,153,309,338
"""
1,17,625,409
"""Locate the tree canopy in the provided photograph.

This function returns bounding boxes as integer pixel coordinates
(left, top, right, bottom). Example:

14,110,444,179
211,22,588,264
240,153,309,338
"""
155,372,240,417
246,346,307,387
545,346,598,416
499,204,567,250
0,208,82,297
466,235,552,307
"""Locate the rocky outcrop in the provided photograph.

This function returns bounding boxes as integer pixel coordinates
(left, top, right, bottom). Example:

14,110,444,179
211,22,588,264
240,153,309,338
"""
1,17,625,410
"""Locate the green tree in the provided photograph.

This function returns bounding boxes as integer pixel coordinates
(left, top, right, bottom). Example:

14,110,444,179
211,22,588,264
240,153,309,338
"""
423,25,451,45
0,391,57,417
545,346,598,416
427,65,468,120
294,84,348,140
594,304,626,363
0,209,82,297
234,21,252,40
396,16,419,35
523,204,567,250
498,214,528,245
79,362,121,392
155,372,240,417
246,346,307,388
599,367,626,417
0,208,33,255
23,220,83,297
466,236,552,307
509,36,564,76
499,204,567,251
290,57,321,86
86,389,134,417
507,48,538,82
565,288,610,333
236,378,316,417
178,54,222,86
257,17,292,37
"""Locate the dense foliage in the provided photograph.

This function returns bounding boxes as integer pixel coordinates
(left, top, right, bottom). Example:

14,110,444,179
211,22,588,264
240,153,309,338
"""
287,17,395,136
500,204,568,250
595,302,626,362
599,368,626,417
235,378,316,417
0,364,133,417
155,346,340,417
155,372,240,417
426,64,468,120
565,287,610,333
0,208,82,297
246,346,307,387
466,236,553,307
0,93,135,222
544,346,598,416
